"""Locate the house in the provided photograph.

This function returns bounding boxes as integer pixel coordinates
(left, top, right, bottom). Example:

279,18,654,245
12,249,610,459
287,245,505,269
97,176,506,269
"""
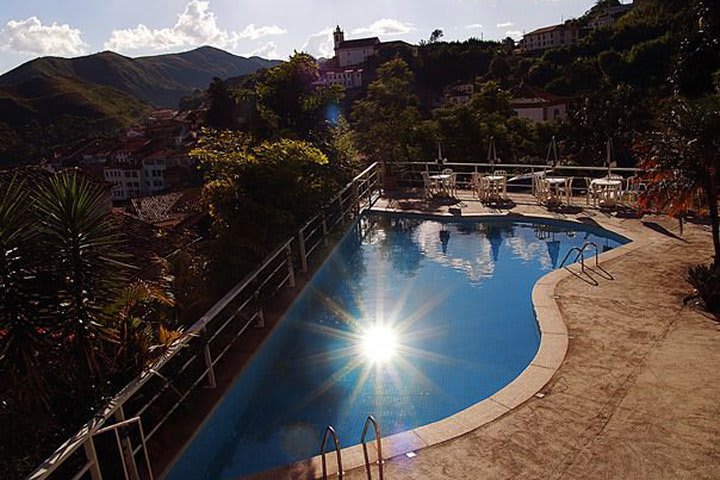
442,82,474,105
510,84,571,122
518,23,580,52
588,3,634,29
314,67,364,89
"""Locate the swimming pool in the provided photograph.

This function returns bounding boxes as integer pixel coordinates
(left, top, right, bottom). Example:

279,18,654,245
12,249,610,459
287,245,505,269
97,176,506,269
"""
168,214,628,479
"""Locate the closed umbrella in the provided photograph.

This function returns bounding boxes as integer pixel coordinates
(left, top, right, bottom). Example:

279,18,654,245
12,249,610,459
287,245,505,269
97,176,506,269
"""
487,136,497,173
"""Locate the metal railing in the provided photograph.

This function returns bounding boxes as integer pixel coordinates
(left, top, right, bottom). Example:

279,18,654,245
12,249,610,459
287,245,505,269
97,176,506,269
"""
560,241,601,272
27,162,382,480
395,161,642,197
320,426,344,480
361,415,384,480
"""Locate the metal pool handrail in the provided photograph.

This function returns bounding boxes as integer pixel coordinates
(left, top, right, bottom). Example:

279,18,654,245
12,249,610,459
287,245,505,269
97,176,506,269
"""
361,415,384,480
559,242,601,272
321,425,344,480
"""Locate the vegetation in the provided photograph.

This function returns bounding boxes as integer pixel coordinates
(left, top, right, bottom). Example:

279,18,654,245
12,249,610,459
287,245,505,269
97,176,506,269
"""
0,172,177,477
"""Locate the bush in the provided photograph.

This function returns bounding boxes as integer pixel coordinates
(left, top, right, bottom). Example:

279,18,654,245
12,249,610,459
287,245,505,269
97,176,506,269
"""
687,263,720,313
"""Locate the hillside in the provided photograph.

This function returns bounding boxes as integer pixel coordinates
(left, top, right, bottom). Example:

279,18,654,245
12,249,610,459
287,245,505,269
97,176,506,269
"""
0,76,151,166
0,46,281,108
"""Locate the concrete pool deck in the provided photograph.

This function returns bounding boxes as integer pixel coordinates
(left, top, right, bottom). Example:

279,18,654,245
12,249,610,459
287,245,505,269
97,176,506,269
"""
326,191,720,479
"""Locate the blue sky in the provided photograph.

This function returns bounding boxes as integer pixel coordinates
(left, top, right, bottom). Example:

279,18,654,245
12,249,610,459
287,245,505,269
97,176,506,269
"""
0,0,598,74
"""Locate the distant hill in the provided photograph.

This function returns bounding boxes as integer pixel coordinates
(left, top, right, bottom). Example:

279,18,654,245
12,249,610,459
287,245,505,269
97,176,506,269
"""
0,46,282,108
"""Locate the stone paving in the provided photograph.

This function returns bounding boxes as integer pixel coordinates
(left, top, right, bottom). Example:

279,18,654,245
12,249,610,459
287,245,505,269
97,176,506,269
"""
331,191,720,480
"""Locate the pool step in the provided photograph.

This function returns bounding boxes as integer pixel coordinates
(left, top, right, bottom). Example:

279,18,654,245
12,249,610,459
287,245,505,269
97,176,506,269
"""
320,415,384,480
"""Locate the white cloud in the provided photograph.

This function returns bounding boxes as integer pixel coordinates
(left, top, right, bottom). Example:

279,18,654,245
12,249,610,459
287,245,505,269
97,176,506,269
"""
497,22,515,28
0,16,87,57
351,18,415,37
104,0,286,53
247,41,280,59
301,27,335,58
466,24,483,29
506,30,523,40
237,24,286,40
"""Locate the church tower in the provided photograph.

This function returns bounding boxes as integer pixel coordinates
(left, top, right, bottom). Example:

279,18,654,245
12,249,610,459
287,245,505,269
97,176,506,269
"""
333,25,345,51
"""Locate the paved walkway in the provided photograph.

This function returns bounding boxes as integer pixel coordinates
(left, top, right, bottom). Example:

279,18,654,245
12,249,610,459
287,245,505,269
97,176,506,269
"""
339,191,720,479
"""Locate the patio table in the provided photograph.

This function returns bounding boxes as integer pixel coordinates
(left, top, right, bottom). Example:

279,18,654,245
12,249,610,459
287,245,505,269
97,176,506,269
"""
591,178,622,206
430,174,452,196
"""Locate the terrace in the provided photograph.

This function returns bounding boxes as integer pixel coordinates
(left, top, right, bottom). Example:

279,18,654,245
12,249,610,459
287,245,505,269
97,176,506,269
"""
27,162,720,480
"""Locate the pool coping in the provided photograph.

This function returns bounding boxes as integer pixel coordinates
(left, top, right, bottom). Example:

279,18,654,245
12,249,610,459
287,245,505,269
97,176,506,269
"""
172,210,649,480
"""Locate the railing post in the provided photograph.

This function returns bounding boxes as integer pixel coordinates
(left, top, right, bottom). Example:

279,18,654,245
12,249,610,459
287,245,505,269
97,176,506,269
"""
339,194,345,224
84,436,103,480
366,177,373,208
286,243,296,288
321,212,329,247
352,182,360,217
254,307,265,328
202,327,216,389
298,226,308,273
114,407,141,480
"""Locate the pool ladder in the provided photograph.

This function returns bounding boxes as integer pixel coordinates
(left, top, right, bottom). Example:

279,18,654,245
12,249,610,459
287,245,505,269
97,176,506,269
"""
321,415,384,480
559,241,600,272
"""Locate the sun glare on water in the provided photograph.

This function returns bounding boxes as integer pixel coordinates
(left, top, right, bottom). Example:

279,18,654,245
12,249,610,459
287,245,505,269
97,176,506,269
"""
360,325,398,364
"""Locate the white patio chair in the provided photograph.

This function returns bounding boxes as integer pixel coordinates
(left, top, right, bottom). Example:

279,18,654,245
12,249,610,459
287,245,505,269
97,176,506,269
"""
421,172,437,199
558,177,575,205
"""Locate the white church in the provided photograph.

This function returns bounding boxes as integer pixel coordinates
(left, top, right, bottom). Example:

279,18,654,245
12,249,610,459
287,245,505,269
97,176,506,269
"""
315,26,416,90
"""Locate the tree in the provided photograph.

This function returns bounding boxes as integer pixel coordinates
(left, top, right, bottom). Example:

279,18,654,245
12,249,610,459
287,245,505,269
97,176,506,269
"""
205,77,236,130
193,131,334,283
636,94,720,261
35,173,130,387
352,58,422,179
429,29,444,43
255,52,343,139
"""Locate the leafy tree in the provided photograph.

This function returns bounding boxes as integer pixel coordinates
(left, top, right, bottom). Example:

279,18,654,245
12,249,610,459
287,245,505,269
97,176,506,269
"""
636,94,720,261
205,77,236,130
352,59,422,178
193,131,334,282
429,29,444,43
255,52,343,139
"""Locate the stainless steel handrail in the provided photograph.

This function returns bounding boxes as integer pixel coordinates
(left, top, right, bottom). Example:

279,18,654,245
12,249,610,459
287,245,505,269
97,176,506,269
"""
559,242,602,272
321,425,344,480
559,246,585,270
360,415,384,480
583,242,600,268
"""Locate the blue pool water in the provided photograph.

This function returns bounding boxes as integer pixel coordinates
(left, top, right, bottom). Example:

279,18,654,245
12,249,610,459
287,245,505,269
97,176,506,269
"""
168,214,628,479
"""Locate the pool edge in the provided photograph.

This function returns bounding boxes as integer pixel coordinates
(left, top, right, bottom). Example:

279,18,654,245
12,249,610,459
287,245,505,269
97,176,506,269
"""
236,211,650,480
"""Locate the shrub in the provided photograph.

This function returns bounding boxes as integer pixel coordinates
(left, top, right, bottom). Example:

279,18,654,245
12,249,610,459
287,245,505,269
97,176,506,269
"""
687,263,720,313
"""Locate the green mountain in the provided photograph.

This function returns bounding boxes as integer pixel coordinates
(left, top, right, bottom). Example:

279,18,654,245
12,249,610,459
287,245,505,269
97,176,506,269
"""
0,46,281,108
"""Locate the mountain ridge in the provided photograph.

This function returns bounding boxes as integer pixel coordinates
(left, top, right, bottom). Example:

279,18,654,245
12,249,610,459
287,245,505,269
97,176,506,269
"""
0,46,282,108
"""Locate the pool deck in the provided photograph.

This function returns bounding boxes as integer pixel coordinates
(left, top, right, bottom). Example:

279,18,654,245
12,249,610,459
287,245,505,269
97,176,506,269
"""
280,190,720,480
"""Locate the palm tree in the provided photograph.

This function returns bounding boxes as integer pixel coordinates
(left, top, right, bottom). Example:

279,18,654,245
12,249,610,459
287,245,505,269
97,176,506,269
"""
34,172,129,382
0,175,50,405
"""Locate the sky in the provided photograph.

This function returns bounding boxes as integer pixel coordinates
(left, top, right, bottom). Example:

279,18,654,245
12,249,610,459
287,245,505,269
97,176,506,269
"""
0,0,598,75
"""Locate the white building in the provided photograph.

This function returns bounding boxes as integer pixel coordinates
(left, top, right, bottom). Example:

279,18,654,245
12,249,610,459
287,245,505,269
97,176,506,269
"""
519,24,580,52
103,145,167,202
510,84,570,123
442,82,474,105
314,68,364,89
316,26,417,89
333,26,381,67
589,3,634,29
